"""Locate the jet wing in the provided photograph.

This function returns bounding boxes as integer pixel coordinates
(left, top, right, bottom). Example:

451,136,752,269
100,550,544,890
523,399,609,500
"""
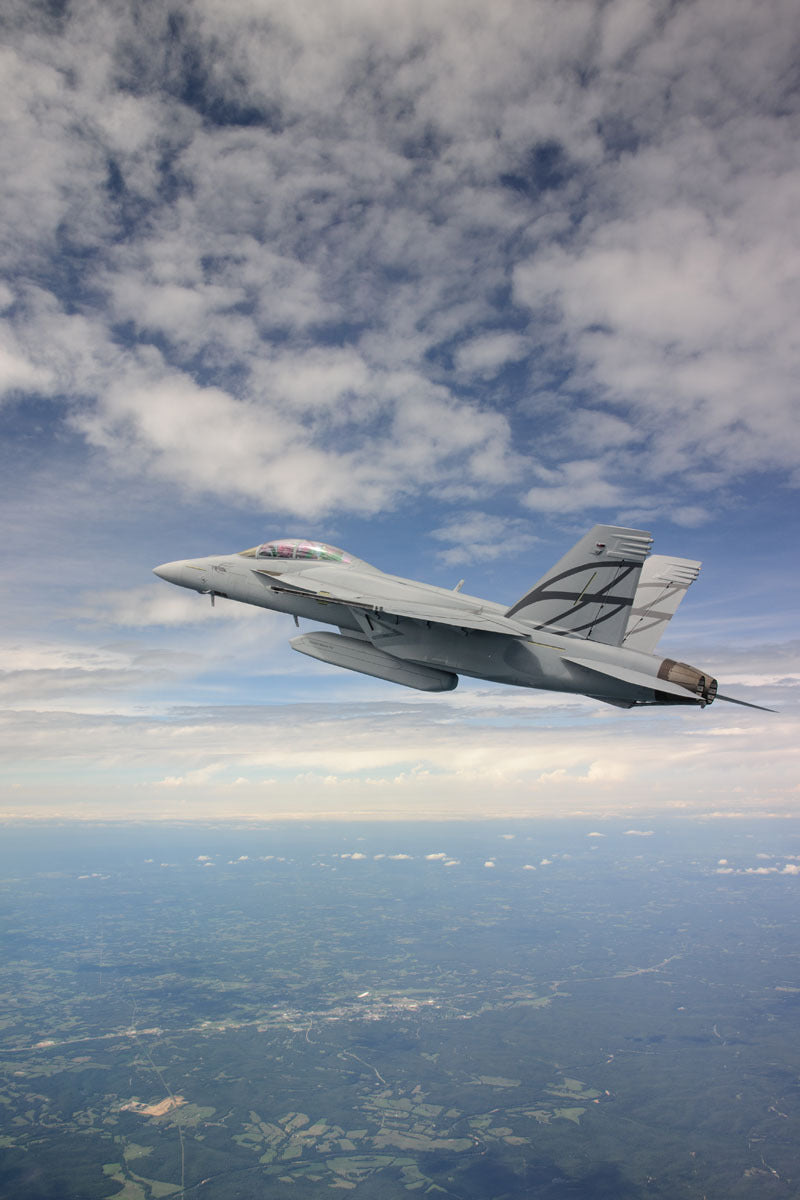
253,565,532,637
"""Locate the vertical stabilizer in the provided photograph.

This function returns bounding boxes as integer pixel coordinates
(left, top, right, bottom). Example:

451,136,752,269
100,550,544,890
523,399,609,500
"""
506,525,653,645
621,555,701,653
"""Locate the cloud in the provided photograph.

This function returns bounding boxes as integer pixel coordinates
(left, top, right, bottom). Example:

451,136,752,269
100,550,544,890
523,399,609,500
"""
721,861,800,877
515,213,800,508
0,334,55,395
586,760,630,784
454,332,530,378
430,512,537,566
3,676,797,821
523,460,625,515
0,638,195,709
624,829,654,837
73,357,515,518
158,764,226,789
80,586,265,628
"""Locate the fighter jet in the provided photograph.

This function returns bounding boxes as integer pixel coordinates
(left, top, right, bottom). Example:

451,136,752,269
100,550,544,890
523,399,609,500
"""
153,525,771,711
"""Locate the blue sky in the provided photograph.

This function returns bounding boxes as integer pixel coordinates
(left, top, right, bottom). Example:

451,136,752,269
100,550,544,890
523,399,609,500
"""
1,0,797,822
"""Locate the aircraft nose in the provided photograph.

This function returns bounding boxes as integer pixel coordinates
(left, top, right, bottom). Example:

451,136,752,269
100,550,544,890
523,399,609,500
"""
153,560,187,585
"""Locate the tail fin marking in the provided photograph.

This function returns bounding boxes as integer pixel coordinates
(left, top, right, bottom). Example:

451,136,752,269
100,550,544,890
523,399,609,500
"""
506,525,653,646
622,556,701,653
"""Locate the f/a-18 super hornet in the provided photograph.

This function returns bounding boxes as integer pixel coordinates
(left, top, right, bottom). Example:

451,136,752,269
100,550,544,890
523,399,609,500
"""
153,525,771,711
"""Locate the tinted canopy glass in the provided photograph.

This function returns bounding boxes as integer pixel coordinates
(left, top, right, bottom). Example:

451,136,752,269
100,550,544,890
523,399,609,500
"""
246,539,354,563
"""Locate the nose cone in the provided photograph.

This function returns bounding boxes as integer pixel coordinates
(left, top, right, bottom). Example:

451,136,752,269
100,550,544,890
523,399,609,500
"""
153,560,188,586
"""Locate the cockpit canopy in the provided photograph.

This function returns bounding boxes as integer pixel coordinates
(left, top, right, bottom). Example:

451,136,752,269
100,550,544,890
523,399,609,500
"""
239,539,356,564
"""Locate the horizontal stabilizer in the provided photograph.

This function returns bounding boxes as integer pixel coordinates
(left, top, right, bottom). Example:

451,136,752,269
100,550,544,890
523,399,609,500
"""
561,654,705,704
623,556,702,652
290,631,458,692
507,525,653,646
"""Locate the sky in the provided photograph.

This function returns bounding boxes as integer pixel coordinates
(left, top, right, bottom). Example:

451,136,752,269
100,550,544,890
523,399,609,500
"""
1,0,798,823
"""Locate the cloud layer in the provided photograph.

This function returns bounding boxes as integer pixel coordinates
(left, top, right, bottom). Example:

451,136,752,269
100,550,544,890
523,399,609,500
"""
2,0,798,522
